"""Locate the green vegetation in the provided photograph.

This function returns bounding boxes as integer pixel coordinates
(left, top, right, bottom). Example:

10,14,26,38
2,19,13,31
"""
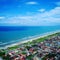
3,54,10,60
35,32,60,43
26,55,34,60
42,53,56,60
0,49,9,60
21,51,26,54
0,51,5,56
7,45,19,50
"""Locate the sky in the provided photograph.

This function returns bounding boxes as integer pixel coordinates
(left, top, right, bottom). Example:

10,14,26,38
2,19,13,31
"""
0,0,60,26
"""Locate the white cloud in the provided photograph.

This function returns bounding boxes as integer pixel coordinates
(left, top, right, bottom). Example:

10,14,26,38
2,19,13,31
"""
34,7,60,25
38,9,45,12
0,17,5,20
0,6,60,26
26,1,38,5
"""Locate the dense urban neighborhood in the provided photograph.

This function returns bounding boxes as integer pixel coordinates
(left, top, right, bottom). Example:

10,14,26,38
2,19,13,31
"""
0,32,60,60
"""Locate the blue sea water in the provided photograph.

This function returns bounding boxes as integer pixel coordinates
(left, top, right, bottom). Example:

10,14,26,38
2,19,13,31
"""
0,26,60,47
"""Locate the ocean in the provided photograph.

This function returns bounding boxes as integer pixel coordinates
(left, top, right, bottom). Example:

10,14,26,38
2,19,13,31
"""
0,26,60,47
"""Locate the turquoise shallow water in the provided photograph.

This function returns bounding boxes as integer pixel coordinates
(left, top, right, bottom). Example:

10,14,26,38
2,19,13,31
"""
0,26,60,47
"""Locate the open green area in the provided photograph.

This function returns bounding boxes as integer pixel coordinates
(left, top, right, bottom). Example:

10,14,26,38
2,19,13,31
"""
23,32,60,45
7,45,19,50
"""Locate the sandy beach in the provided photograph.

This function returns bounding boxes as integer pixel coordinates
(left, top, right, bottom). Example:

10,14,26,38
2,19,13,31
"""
0,30,60,49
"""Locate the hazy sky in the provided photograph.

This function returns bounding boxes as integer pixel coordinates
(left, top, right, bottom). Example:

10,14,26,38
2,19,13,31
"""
0,0,60,26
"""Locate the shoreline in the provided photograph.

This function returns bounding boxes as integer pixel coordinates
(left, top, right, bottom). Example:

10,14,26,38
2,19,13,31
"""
0,30,60,49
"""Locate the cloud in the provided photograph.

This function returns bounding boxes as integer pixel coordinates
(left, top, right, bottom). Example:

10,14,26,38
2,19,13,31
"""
0,6,60,26
38,9,45,12
34,7,60,24
0,17,5,20
26,1,38,5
